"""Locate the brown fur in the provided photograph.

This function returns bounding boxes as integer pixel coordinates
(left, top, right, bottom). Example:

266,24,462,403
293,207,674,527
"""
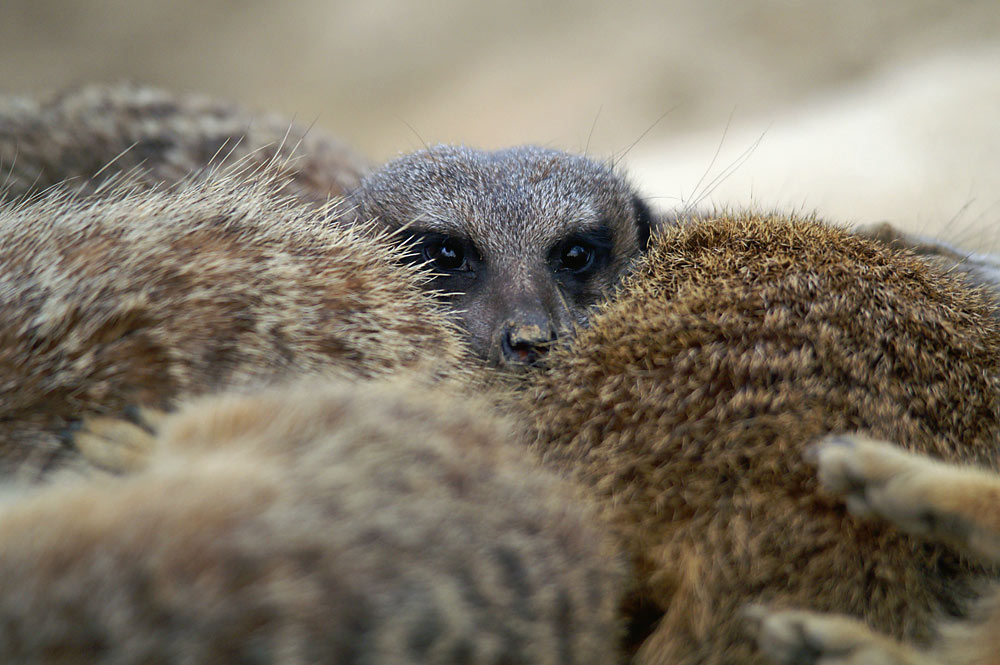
857,221,1000,302
0,82,369,203
517,213,1000,665
0,172,475,479
0,378,625,664
749,435,1000,665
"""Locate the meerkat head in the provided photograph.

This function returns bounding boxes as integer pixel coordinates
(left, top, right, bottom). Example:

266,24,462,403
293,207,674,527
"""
353,145,653,368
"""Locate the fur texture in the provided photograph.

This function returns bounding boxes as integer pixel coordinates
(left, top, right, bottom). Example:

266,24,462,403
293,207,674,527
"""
0,378,625,664
749,434,1000,665
1,85,655,368
0,173,474,479
0,82,369,203
518,213,1000,665
856,221,1000,304
351,145,653,367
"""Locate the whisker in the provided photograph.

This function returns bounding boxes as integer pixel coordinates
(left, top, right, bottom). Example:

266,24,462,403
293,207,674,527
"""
584,106,603,157
612,105,679,169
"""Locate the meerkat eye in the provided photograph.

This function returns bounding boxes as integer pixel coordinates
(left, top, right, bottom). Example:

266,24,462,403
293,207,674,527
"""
559,243,595,273
550,227,613,276
422,236,470,272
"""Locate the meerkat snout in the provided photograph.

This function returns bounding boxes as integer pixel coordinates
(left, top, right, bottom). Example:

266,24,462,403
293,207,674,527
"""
499,319,558,365
352,144,653,367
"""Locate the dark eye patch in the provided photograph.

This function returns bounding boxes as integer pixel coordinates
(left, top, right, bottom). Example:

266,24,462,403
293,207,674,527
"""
632,195,653,251
398,231,480,276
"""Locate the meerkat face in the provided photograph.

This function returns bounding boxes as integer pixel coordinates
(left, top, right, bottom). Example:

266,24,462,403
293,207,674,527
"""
354,145,652,367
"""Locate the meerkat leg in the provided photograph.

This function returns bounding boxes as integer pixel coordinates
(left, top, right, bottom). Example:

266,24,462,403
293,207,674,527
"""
71,406,168,474
808,434,1000,563
744,606,933,665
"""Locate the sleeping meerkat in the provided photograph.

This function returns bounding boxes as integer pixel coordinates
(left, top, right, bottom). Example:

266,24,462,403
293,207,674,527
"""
350,145,654,367
0,171,475,479
855,221,1000,307
0,378,626,664
516,213,1000,664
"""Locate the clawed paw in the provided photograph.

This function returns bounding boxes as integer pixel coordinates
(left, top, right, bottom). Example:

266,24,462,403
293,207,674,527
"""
71,406,168,473
743,605,921,665
806,435,940,530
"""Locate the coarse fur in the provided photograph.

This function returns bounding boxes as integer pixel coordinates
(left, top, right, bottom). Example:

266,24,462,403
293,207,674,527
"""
0,172,475,480
350,144,654,367
749,435,1000,665
0,82,369,204
0,378,625,664
856,221,1000,307
517,213,1000,665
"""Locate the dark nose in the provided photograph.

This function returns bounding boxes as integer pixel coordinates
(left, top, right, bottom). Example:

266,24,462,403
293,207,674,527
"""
499,321,557,365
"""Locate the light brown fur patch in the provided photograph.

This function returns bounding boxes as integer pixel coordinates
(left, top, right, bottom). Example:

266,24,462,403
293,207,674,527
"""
0,172,476,479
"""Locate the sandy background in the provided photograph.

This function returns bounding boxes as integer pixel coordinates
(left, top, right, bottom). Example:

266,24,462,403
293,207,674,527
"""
2,0,998,246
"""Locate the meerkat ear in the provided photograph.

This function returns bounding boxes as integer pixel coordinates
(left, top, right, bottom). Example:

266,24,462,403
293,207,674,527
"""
632,195,654,251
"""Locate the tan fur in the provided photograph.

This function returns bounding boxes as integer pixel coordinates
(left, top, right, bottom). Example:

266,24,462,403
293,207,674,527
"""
0,378,625,664
749,436,1000,665
517,213,1000,664
0,173,475,479
811,436,1000,561
0,82,369,203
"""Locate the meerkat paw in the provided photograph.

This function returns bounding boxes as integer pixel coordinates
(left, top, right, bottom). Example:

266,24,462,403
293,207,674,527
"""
805,434,930,521
807,434,1000,560
743,605,930,665
72,407,167,473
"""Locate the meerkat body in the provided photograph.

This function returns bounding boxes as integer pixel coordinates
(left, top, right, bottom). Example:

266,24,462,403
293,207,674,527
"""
0,83,369,203
518,213,1000,665
351,145,653,366
0,173,473,479
0,378,625,664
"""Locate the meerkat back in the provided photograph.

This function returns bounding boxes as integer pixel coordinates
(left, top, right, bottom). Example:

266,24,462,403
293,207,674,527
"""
0,173,475,479
519,213,1000,665
0,83,369,203
0,378,625,664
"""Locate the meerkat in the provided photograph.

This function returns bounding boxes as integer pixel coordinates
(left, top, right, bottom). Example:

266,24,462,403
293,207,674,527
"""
0,377,626,664
0,170,475,479
0,82,369,204
748,434,1000,665
350,144,654,367
3,86,656,367
516,213,1000,665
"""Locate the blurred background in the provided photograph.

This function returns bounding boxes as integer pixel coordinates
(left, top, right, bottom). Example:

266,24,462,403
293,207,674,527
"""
3,0,998,246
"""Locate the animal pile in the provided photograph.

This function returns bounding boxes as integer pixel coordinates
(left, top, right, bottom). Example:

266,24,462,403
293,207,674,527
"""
2,83,998,664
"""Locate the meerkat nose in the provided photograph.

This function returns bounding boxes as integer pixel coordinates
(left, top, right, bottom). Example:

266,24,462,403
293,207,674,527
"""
499,320,557,365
